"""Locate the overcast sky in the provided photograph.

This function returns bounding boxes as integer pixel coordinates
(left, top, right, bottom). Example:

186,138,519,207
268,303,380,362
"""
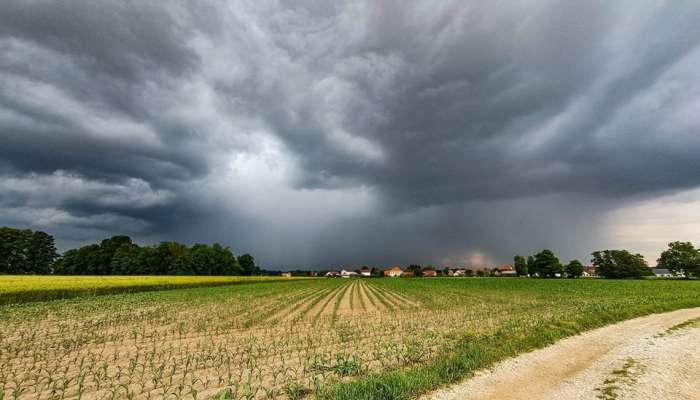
1,1,699,268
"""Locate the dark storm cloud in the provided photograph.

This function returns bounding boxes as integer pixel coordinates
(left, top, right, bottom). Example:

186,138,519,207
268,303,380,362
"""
1,1,699,267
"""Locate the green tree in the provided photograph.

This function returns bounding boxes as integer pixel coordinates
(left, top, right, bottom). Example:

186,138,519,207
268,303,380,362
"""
98,236,134,274
27,231,59,274
159,242,192,275
657,241,700,278
191,244,216,275
0,227,31,274
407,264,423,277
526,256,535,276
211,244,242,275
54,244,102,274
531,249,562,278
565,259,584,278
238,253,259,276
591,250,652,279
136,246,161,274
110,243,143,275
514,255,528,277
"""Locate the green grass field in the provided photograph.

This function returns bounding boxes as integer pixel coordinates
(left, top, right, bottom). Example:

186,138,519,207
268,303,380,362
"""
1,277,699,400
0,275,306,305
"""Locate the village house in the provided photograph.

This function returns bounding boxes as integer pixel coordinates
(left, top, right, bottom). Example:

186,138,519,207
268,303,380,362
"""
360,266,371,277
582,266,597,277
325,270,340,277
448,268,466,277
652,268,674,278
383,267,403,277
341,269,358,278
422,267,437,277
494,264,517,277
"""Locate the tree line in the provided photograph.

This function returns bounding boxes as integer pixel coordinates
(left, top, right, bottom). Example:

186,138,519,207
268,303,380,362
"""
0,227,59,274
513,241,700,279
0,226,259,276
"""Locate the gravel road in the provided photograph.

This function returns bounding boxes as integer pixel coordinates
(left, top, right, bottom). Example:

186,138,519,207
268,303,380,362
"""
425,307,700,400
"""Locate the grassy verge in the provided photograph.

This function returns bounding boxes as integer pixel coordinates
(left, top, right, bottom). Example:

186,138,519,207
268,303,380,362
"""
317,280,700,400
0,275,310,305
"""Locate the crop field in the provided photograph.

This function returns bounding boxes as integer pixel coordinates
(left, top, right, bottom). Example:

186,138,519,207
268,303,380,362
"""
1,278,700,400
0,275,306,305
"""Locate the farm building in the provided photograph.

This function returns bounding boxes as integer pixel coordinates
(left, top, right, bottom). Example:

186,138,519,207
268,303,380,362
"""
383,267,403,277
281,272,292,278
422,268,437,277
448,268,466,277
325,270,340,277
652,268,674,278
494,264,517,277
341,269,358,278
360,266,371,277
582,266,597,277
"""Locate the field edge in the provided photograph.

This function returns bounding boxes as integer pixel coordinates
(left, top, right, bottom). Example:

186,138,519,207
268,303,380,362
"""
314,300,700,400
0,275,313,305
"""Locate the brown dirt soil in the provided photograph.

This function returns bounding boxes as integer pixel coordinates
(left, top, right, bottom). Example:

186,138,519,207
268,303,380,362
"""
424,307,700,400
335,281,355,316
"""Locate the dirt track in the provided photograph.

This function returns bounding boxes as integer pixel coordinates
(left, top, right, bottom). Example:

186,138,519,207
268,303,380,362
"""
425,307,700,400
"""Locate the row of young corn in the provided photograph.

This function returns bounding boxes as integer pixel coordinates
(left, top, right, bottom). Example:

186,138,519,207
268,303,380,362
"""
3,278,700,400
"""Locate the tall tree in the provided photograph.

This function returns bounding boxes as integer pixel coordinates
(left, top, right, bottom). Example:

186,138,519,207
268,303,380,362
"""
657,241,700,278
591,250,652,279
110,243,143,275
407,264,423,277
27,231,59,274
99,236,134,274
514,255,528,277
55,244,102,275
565,259,584,278
159,242,192,275
526,256,535,276
531,249,562,278
237,253,259,275
0,227,31,273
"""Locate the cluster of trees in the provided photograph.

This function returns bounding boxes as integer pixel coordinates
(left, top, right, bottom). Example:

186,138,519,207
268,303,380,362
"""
514,248,653,279
657,241,700,278
0,226,259,276
407,264,438,277
513,250,584,278
55,236,259,276
0,227,59,274
591,250,652,279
